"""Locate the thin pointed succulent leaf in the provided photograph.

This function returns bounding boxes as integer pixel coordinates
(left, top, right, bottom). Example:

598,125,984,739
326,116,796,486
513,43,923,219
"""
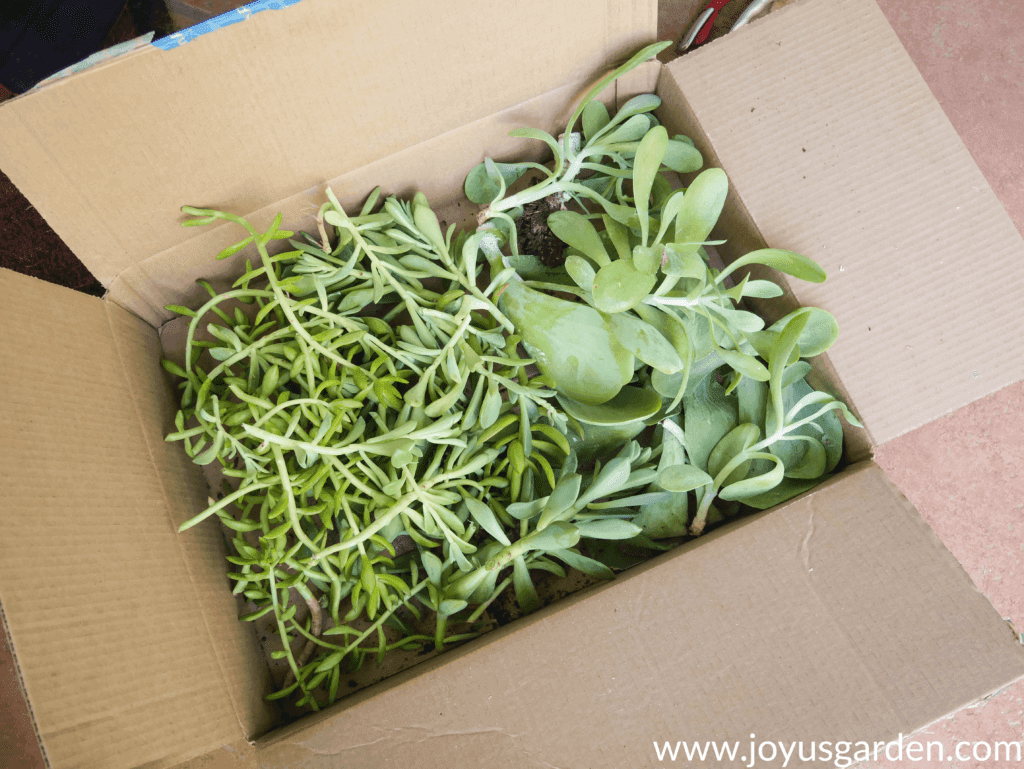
556,386,662,426
767,307,840,357
577,456,633,507
464,496,511,547
512,556,539,613
574,519,644,540
592,259,657,314
543,473,583,520
562,41,669,146
662,139,703,173
717,348,770,382
633,126,668,246
707,423,760,485
547,211,610,266
524,521,581,552
507,496,551,521
601,113,654,145
604,312,684,374
582,100,611,142
767,311,810,434
657,463,713,493
674,168,728,252
741,279,784,299
654,190,687,244
717,248,827,285
498,280,633,405
411,194,447,257
718,452,784,501
551,548,614,579
509,127,563,170
683,372,738,473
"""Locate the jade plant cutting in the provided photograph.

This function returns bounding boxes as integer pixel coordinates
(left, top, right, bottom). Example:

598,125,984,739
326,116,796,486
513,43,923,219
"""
162,40,858,712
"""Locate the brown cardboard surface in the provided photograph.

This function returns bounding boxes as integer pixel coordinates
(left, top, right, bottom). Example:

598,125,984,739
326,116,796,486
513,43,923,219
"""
108,61,665,330
0,0,656,287
257,462,1024,768
0,268,252,767
664,0,1024,446
4,0,1024,767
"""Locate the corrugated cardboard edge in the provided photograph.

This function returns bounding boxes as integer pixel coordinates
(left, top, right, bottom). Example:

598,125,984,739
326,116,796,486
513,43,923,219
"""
0,0,656,287
657,52,873,456
664,0,1024,446
0,268,251,767
102,298,277,748
106,58,665,330
0,601,51,768
254,462,1024,768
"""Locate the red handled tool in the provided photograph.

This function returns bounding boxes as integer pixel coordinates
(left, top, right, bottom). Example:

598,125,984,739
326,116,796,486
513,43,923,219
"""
677,0,775,53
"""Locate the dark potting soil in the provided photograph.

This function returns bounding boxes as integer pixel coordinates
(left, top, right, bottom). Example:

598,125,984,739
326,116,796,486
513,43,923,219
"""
514,191,568,267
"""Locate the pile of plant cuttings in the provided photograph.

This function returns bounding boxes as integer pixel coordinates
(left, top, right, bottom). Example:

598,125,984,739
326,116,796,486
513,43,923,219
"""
163,41,859,711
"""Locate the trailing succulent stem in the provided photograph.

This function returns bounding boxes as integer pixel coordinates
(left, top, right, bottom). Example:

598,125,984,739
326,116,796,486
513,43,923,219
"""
163,39,858,712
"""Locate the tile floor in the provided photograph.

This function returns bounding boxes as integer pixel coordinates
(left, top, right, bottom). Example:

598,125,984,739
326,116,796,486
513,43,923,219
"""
1,1,1021,767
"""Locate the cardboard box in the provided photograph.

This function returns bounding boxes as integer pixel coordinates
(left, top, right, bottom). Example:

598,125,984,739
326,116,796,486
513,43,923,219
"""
2,0,1024,766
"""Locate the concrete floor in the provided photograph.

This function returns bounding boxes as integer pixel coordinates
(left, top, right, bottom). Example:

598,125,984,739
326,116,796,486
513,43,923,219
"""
1,1,1022,767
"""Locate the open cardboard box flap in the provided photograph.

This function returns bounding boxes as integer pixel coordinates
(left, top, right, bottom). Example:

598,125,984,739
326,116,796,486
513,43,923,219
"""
0,0,656,287
1,0,1023,767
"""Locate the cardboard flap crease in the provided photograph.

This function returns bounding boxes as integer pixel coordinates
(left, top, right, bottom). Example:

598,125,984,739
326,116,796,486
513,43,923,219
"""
0,0,656,287
2,0,1024,767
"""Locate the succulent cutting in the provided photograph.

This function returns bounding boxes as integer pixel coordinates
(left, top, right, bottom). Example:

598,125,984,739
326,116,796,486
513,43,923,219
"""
163,40,859,711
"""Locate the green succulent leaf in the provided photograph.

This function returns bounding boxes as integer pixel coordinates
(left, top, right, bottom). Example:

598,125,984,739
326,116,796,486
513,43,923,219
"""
657,463,713,493
512,556,539,613
565,254,597,291
556,385,662,426
465,161,533,204
604,312,684,375
524,521,581,552
739,477,823,510
592,259,657,314
707,423,760,486
464,496,511,547
632,245,662,275
675,168,729,254
633,125,668,246
498,280,633,405
602,113,654,145
718,452,784,501
547,210,611,267
767,307,840,357
683,372,738,473
582,101,611,142
574,519,644,540
717,248,827,285
551,547,615,579
662,139,704,174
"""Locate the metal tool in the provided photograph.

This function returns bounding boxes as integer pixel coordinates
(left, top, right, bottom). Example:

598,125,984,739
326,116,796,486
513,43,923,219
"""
677,0,776,53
